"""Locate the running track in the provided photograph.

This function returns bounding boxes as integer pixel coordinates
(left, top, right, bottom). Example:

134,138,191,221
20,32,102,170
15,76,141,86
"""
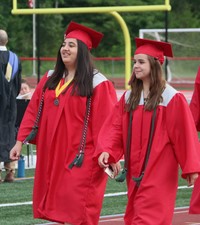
99,208,200,224
42,207,200,225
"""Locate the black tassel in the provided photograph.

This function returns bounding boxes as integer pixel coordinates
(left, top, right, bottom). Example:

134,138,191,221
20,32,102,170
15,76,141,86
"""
115,168,127,182
23,126,38,144
132,172,144,187
68,152,84,169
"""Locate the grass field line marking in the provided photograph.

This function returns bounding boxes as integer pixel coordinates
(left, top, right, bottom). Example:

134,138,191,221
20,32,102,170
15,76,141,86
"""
174,206,189,210
104,191,127,197
15,176,34,180
0,201,32,207
99,218,124,222
104,185,192,198
0,191,127,207
100,214,124,219
0,189,191,208
14,174,193,190
178,185,193,189
174,207,189,214
175,210,188,214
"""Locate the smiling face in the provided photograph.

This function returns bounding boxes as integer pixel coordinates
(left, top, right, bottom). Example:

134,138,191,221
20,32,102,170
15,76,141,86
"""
60,38,78,69
133,54,151,83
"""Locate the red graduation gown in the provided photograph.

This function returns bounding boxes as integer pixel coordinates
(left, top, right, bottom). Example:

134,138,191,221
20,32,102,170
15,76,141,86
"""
189,66,200,214
17,71,117,225
95,84,200,225
190,66,200,130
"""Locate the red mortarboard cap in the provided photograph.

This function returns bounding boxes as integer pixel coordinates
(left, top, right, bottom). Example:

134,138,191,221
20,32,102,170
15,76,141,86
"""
190,66,200,131
194,66,200,84
134,37,173,64
64,21,104,50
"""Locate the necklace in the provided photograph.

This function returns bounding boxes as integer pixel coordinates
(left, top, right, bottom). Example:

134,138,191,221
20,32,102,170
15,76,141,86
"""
143,89,150,105
144,97,148,105
54,78,72,106
143,91,149,98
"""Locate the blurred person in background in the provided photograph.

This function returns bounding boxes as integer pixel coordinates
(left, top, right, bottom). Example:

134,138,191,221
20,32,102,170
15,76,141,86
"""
96,38,200,225
0,29,21,183
10,21,119,225
17,78,33,100
16,78,32,135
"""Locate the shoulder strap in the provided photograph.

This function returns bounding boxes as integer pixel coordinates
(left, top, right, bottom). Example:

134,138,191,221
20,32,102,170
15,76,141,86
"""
124,110,133,171
144,108,156,168
132,108,157,187
115,109,133,182
23,90,45,144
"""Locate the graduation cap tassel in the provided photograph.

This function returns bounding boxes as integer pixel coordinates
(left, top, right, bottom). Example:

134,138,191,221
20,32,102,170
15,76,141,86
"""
68,152,84,169
132,172,144,187
68,155,79,169
23,126,38,144
75,152,84,167
115,168,127,182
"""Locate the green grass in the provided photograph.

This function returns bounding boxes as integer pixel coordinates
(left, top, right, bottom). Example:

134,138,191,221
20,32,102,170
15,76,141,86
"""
176,188,192,207
0,205,41,225
0,167,193,225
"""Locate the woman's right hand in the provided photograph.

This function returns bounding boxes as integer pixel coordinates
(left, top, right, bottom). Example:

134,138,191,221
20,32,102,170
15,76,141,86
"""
98,152,110,168
10,141,23,160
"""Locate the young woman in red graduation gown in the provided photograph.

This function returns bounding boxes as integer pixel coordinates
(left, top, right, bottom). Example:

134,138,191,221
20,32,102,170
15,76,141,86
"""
189,66,200,214
10,21,119,225
96,38,200,225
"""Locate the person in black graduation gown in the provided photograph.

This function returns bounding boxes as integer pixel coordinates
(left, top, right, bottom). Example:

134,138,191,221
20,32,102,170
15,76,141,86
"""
0,29,21,182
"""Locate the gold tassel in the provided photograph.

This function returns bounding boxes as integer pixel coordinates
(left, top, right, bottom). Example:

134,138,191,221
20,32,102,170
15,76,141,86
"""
115,168,127,182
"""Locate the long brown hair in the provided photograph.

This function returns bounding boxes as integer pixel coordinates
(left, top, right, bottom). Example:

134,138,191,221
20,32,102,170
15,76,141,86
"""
127,56,166,111
44,40,95,97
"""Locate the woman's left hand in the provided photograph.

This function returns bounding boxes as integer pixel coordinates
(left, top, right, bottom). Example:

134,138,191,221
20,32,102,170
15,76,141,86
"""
186,173,199,186
110,161,122,177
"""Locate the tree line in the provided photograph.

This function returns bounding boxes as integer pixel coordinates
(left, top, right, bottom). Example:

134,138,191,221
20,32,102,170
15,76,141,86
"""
0,0,199,58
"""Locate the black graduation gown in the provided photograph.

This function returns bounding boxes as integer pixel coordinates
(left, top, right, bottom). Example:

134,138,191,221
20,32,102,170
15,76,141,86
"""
0,50,21,162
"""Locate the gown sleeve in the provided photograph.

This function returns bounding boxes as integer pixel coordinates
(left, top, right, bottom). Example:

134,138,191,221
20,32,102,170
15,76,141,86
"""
94,93,126,163
166,93,200,178
91,80,117,148
190,66,200,131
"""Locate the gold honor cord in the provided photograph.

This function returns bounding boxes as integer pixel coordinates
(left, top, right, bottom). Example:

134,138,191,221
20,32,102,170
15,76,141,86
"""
54,79,72,106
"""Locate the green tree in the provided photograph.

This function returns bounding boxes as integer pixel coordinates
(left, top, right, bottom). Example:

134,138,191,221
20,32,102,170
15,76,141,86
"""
0,0,199,58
